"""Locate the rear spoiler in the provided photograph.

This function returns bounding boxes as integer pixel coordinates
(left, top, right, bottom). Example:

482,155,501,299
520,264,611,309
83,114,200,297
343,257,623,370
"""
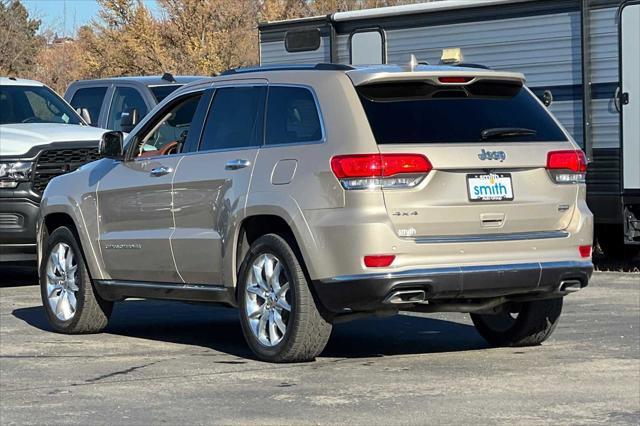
346,69,526,87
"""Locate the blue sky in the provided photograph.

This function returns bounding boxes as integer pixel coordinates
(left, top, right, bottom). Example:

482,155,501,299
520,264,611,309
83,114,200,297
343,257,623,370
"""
23,0,161,36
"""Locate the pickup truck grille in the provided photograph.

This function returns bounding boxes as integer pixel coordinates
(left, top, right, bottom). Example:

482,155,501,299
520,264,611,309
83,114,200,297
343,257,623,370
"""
32,147,100,194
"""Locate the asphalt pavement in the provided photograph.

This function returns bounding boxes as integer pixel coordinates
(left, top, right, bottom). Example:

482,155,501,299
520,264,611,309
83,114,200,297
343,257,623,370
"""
0,269,638,425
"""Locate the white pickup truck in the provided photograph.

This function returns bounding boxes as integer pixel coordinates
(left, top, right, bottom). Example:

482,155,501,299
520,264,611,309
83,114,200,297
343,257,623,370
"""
0,77,108,262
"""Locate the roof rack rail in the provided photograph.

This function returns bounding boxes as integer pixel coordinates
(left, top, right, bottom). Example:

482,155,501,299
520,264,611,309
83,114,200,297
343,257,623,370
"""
220,63,354,76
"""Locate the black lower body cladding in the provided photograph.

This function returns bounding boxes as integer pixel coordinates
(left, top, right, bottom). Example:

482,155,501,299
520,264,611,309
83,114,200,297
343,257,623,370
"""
312,261,593,313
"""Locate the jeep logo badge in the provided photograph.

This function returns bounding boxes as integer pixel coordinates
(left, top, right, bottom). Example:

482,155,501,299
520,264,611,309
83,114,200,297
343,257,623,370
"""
478,149,506,162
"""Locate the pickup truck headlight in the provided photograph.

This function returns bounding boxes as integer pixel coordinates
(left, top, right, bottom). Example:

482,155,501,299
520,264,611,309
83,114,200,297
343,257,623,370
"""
0,161,33,188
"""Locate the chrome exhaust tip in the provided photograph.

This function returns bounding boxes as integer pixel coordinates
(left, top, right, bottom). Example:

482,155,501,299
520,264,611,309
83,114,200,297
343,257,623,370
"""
559,280,583,293
384,290,426,304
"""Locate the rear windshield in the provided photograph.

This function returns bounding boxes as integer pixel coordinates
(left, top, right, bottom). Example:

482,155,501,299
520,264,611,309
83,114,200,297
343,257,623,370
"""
150,85,182,103
357,80,567,144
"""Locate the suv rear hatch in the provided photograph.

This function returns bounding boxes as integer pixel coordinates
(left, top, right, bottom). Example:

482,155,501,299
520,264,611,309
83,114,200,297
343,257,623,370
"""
345,69,585,239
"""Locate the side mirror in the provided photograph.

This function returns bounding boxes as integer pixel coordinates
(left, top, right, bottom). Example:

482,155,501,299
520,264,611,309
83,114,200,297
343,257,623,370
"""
99,131,124,159
120,109,139,133
542,90,553,107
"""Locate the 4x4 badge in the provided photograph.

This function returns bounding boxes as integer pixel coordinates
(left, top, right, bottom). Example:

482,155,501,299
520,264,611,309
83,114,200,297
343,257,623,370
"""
478,149,506,162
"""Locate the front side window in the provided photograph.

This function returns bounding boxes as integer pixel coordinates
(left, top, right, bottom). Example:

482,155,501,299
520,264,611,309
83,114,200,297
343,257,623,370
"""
69,86,108,126
0,85,82,125
134,93,202,157
358,80,568,144
266,86,322,145
107,87,148,132
199,86,266,151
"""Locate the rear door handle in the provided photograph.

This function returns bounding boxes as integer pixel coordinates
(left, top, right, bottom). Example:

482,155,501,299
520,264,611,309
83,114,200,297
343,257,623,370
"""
150,166,173,177
225,159,251,170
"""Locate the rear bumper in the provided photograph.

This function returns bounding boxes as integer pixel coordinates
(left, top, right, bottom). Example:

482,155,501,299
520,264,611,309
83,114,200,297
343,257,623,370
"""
312,260,593,313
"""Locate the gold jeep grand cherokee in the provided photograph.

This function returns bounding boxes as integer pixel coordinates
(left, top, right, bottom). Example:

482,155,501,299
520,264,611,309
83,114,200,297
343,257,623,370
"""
37,63,593,362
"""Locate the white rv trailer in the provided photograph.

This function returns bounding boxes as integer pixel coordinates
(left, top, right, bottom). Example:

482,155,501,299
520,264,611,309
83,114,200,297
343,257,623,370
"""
258,0,640,256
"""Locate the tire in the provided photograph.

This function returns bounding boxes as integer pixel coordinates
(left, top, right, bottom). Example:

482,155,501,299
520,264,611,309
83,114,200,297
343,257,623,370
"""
238,234,332,363
596,225,626,259
596,224,640,260
470,298,563,347
40,226,112,334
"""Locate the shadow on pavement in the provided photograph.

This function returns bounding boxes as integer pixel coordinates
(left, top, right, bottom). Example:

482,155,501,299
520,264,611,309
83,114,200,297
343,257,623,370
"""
13,299,488,360
0,265,38,287
593,253,640,273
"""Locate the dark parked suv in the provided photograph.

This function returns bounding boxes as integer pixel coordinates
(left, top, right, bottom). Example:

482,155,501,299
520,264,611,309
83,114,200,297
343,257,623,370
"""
64,74,205,132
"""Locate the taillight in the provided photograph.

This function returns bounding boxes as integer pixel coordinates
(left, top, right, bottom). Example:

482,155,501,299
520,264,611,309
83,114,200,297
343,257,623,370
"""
438,76,473,84
364,255,395,267
546,150,587,184
579,245,592,258
331,154,432,190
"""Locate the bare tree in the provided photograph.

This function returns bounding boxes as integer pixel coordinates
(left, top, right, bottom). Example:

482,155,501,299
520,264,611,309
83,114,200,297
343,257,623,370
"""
0,0,44,75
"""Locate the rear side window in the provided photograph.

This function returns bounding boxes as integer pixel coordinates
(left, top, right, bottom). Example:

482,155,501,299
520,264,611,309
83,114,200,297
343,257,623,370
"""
266,86,322,145
357,80,568,144
150,85,182,103
69,87,108,126
199,86,266,151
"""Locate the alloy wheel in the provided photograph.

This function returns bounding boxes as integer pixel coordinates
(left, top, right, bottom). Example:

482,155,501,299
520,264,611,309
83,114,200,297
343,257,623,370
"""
244,253,292,347
45,242,79,321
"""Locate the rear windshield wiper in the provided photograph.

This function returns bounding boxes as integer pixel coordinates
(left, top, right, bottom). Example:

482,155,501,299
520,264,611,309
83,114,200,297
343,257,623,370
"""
480,127,537,141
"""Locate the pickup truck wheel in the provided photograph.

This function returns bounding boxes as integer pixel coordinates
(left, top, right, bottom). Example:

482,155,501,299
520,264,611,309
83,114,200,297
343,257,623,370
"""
40,226,112,334
470,298,563,347
238,234,332,363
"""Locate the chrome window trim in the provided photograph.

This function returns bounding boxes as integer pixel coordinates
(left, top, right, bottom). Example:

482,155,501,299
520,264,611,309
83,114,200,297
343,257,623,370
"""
412,230,570,244
187,145,260,156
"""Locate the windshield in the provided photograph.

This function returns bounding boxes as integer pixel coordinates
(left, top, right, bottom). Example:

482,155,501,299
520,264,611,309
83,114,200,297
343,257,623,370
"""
0,85,83,125
150,85,182,103
357,80,568,144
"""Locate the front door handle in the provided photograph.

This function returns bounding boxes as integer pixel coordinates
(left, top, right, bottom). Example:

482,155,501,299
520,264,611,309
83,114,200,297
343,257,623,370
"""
150,166,173,177
225,159,251,170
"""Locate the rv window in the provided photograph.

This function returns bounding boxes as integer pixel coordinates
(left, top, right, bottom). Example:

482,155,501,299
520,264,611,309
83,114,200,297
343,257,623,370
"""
285,29,321,52
350,30,384,65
